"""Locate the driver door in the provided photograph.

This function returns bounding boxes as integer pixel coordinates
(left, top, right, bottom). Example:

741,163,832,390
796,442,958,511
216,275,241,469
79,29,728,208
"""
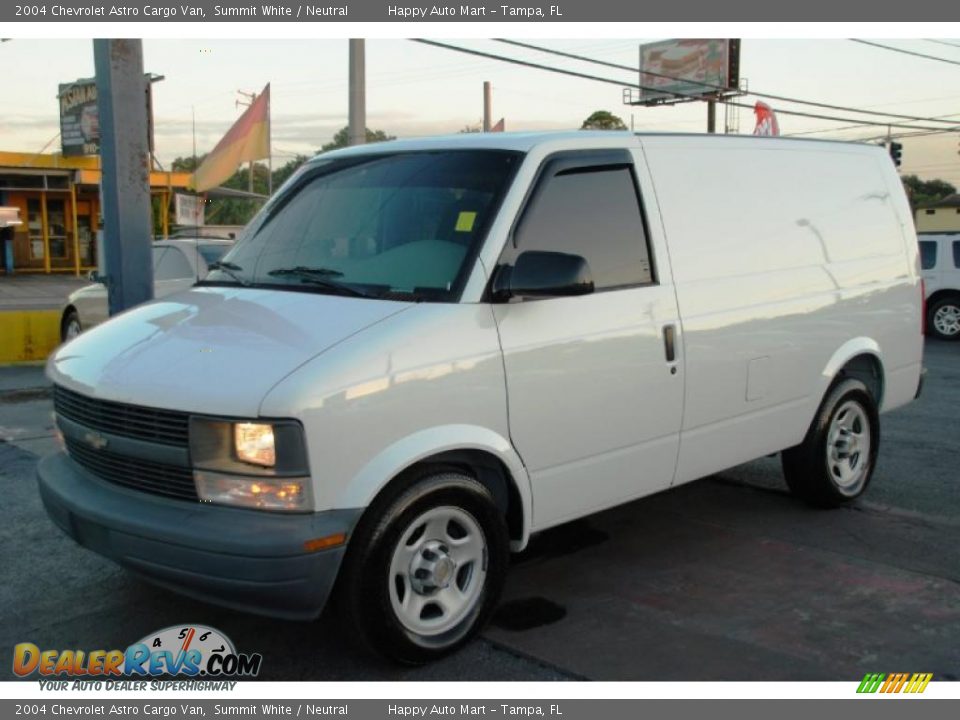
491,149,684,530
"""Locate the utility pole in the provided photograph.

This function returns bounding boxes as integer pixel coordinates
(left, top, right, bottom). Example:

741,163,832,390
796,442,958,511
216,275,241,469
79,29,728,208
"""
483,81,492,132
236,90,258,192
93,39,153,316
349,39,366,146
707,100,717,134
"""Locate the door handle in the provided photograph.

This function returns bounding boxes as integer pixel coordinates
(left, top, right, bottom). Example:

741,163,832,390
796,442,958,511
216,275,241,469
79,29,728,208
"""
662,324,676,363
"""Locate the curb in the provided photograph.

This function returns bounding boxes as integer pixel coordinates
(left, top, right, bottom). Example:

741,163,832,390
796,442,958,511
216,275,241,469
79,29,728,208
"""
0,310,61,363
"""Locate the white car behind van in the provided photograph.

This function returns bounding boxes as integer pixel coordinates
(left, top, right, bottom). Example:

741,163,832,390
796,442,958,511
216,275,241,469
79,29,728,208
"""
39,132,924,663
918,232,960,340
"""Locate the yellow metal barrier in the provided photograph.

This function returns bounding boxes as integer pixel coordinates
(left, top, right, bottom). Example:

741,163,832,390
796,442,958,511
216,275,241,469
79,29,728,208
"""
0,311,61,363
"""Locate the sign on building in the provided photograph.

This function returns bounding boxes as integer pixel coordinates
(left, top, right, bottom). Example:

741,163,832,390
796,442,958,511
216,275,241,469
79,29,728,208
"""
58,76,156,157
174,193,205,227
59,79,100,157
0,206,23,228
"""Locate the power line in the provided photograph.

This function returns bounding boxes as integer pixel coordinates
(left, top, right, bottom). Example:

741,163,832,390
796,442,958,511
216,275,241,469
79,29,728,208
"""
925,39,960,50
413,39,960,133
786,111,960,139
495,38,960,126
850,39,960,67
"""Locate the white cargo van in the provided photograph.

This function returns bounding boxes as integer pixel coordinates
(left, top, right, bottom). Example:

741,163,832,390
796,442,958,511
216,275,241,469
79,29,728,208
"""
39,132,924,663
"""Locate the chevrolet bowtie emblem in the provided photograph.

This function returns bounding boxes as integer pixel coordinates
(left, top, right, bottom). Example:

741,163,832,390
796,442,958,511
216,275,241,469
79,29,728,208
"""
83,431,108,451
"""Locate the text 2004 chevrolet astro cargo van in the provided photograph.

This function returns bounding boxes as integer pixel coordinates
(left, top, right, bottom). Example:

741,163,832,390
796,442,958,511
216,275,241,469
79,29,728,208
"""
39,132,924,662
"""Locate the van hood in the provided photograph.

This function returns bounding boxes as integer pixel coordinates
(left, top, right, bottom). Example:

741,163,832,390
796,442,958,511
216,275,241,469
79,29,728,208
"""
49,286,411,417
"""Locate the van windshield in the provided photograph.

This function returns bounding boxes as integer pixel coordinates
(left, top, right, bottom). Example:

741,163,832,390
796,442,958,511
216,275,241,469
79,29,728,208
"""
203,150,521,301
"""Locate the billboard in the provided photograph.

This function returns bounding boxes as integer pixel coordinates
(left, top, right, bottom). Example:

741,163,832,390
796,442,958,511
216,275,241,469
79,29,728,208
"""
58,78,100,157
637,39,740,105
58,76,156,157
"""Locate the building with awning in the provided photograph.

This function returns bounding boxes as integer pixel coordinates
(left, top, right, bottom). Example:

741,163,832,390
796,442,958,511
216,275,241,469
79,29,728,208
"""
0,151,192,275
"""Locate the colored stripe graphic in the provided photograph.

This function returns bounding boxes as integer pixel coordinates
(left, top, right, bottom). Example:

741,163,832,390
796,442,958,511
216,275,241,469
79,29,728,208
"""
857,672,931,693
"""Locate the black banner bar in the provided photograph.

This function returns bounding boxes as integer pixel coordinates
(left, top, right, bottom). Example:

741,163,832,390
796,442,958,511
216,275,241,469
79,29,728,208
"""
4,0,960,23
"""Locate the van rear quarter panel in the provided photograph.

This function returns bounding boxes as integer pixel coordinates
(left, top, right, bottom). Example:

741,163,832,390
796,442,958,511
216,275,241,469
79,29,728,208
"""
639,136,922,484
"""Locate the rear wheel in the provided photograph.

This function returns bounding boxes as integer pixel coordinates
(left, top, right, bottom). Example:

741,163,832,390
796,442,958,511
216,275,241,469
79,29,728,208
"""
61,309,82,343
782,377,879,507
928,296,960,341
336,468,509,664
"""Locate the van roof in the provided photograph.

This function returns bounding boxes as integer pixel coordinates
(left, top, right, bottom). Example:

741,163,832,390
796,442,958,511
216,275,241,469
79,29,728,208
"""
310,130,881,162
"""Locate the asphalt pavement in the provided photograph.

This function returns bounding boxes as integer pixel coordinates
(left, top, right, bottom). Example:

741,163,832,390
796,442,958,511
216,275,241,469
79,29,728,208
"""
2,341,958,680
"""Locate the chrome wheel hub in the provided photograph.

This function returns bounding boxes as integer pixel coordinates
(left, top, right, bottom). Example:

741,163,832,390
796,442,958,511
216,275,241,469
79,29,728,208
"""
389,506,487,637
409,540,456,594
827,400,871,491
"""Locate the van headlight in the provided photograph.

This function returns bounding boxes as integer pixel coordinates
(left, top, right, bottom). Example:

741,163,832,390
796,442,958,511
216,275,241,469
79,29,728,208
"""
188,417,312,512
234,422,276,467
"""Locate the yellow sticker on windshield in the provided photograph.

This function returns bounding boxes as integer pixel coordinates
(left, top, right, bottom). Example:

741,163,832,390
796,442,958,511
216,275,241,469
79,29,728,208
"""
455,211,477,232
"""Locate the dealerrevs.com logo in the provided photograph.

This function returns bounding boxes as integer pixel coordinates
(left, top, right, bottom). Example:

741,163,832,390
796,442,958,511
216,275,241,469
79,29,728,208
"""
13,625,262,685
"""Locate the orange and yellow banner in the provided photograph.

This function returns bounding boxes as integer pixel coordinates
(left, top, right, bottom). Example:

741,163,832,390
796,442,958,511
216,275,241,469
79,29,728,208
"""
192,83,270,192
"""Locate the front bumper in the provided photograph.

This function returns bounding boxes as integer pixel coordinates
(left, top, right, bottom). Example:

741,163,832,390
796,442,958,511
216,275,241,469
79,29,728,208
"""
37,452,362,621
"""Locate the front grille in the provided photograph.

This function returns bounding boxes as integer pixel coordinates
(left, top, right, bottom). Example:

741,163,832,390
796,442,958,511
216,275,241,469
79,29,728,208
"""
54,385,190,448
66,438,199,502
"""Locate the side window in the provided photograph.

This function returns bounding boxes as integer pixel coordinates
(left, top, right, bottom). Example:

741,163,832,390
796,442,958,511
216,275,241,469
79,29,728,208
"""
154,247,193,280
151,247,167,273
953,241,960,269
513,164,653,289
919,241,937,270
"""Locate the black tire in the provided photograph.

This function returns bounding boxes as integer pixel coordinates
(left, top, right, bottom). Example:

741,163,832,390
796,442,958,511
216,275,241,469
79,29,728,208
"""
782,377,880,508
927,296,960,341
60,309,82,343
336,467,509,664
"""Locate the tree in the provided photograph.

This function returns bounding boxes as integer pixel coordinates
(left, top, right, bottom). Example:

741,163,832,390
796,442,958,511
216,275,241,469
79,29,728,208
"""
320,126,396,152
901,174,956,210
271,154,311,188
581,110,628,131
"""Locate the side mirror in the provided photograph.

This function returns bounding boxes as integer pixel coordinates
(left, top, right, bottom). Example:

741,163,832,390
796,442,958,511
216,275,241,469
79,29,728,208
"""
86,270,104,284
494,250,594,300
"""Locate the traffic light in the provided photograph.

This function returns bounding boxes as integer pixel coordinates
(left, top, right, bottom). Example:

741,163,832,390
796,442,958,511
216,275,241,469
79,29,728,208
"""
889,141,903,168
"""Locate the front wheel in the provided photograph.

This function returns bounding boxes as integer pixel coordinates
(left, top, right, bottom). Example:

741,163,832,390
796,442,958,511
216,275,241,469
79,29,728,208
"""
928,296,960,341
61,309,82,343
336,469,509,664
782,377,879,507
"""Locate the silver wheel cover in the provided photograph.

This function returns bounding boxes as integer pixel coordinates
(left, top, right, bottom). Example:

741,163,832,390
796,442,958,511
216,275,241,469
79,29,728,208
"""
388,505,488,638
826,399,871,493
933,304,960,337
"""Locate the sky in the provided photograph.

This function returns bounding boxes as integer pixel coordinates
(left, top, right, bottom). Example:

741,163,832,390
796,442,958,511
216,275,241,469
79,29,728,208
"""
2,37,959,185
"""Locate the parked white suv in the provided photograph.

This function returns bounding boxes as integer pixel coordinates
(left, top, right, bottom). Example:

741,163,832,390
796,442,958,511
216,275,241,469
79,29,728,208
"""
39,132,923,663
919,232,960,340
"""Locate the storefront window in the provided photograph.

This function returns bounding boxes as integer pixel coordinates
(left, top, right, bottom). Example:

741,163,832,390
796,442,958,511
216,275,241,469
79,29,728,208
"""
47,198,67,259
27,198,44,260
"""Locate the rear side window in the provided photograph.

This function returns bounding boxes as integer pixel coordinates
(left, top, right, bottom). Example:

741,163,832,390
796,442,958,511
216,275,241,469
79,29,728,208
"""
919,241,937,270
954,241,960,268
154,247,193,280
513,165,653,289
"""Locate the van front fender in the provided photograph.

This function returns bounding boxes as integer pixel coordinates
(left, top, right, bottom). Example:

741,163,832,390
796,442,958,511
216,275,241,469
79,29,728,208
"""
335,424,533,550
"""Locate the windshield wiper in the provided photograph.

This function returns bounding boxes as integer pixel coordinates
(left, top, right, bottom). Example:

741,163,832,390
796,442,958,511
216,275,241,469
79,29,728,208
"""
266,266,372,298
204,261,250,286
267,265,344,278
